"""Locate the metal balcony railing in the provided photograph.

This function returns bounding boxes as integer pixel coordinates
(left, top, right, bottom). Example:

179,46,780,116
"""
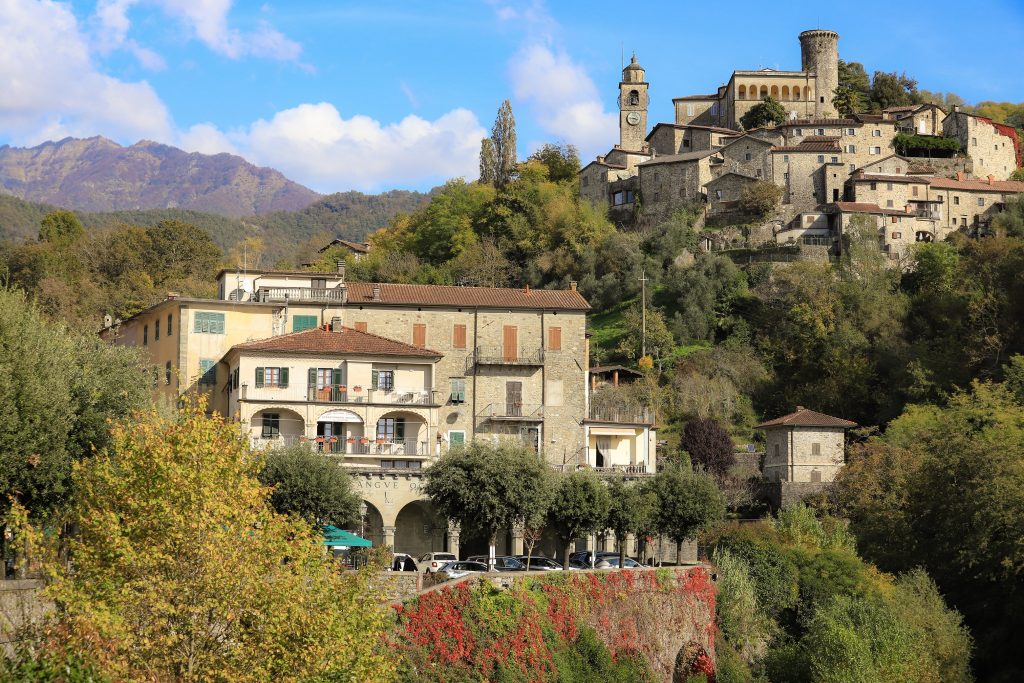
249,435,428,456
255,286,348,303
466,346,544,371
478,403,545,421
587,405,655,425
550,462,654,476
307,385,439,406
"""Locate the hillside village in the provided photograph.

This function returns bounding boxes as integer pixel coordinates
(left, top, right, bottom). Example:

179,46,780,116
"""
581,29,1024,261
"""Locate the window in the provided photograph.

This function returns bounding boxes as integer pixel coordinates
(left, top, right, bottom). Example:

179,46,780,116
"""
381,459,421,470
376,417,405,442
199,359,216,386
687,104,694,117
232,367,239,390
612,191,624,206
953,196,960,205
847,128,856,135
971,137,977,146
773,443,780,458
886,200,894,208
155,319,160,340
846,144,856,153
255,366,288,388
977,197,985,207
548,326,562,350
354,321,367,332
744,152,751,161
870,181,877,190
167,313,172,336
450,378,466,404
165,361,172,385
756,169,762,178
816,128,825,135
371,369,394,391
628,90,639,106
891,217,899,224
795,128,803,136
892,232,902,239
870,146,881,155
452,324,467,349
872,129,882,137
311,278,327,290
831,156,838,163
783,172,789,181
261,413,280,438
448,431,466,448
817,155,825,163
811,442,821,456
143,324,148,346
806,215,815,225
895,167,901,174
412,323,426,348
912,185,919,197
887,182,893,191
783,155,789,163
293,315,318,332
194,311,225,334
683,138,691,148
849,164,856,172
581,176,588,187
715,189,723,200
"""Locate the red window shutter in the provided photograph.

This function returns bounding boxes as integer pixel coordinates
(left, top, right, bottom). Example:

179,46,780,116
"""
413,323,426,348
453,324,466,349
548,326,562,351
354,321,367,332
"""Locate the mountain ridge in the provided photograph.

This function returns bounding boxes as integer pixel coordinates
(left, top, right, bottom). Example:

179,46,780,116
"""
0,136,321,217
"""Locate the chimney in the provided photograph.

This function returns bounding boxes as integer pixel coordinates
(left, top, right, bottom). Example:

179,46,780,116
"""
330,316,342,332
795,405,805,411
167,291,179,299
956,171,965,182
372,284,381,301
569,281,578,291
953,104,960,113
336,259,346,281
597,155,605,163
524,283,530,294
988,175,995,185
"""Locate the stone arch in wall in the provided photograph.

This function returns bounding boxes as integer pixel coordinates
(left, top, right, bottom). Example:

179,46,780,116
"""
628,89,639,106
394,500,445,557
359,499,385,547
803,86,811,101
759,85,768,98
770,85,779,98
782,85,790,100
737,85,746,100
251,407,304,442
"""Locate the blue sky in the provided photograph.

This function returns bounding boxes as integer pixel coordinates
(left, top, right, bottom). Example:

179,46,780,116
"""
2,0,1023,193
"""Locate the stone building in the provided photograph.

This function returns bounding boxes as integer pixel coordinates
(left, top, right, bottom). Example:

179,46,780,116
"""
102,269,658,558
756,407,856,506
943,108,1020,179
884,103,947,136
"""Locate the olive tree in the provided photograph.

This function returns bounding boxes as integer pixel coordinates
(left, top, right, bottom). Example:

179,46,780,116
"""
650,465,725,563
547,471,611,569
258,443,360,528
425,440,550,569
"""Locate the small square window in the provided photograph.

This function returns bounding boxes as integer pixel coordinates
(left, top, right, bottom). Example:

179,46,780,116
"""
847,128,856,135
816,128,825,135
977,197,985,206
783,155,790,163
892,231,902,239
953,196,960,205
831,156,838,163
873,129,882,137
811,442,821,456
817,155,825,163
886,199,894,208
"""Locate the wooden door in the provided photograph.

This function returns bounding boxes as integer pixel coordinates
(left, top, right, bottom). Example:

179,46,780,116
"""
506,381,522,417
502,325,518,361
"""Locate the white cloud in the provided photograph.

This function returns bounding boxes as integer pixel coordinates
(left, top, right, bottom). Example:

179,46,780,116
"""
177,122,238,156
178,103,486,193
0,0,173,143
508,43,616,155
93,0,302,62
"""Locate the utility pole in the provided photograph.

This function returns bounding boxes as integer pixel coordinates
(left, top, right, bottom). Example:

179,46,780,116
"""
639,269,649,358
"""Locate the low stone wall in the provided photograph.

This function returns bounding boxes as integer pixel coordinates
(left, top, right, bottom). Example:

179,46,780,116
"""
754,481,830,509
0,579,51,655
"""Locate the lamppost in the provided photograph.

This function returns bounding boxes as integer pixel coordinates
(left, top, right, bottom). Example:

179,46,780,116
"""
359,501,368,538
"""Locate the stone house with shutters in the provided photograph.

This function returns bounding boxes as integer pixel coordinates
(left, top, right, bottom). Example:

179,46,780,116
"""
756,407,856,507
102,268,658,559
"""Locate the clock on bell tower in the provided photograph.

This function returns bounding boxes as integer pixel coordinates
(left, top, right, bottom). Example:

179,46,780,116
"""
619,54,648,152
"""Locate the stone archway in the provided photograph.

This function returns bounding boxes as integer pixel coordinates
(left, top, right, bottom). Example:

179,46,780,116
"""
394,500,445,557
250,407,304,448
358,499,385,548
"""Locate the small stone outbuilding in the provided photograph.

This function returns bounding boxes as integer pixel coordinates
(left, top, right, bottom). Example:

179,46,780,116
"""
756,406,856,485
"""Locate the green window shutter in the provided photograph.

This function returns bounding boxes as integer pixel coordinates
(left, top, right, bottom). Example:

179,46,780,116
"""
451,378,466,403
308,368,317,387
396,419,405,440
450,431,465,446
332,368,344,386
280,367,289,388
255,367,265,388
194,313,204,333
371,369,379,390
293,315,318,332
212,313,225,334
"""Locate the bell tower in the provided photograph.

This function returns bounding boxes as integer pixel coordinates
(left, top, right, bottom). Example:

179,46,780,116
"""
619,54,648,152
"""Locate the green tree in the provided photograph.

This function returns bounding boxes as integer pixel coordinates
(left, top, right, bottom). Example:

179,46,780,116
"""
680,417,735,479
832,85,865,117
838,60,871,106
740,96,786,130
738,180,783,218
992,193,1024,238
490,100,518,189
39,210,85,245
526,143,580,183
145,219,222,283
870,71,920,110
425,440,550,568
650,465,724,562
479,137,496,185
258,443,360,527
19,402,396,681
546,471,611,569
616,304,675,362
712,547,769,665
605,478,648,567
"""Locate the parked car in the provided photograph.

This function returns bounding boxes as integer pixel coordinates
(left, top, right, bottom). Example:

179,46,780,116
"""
597,556,642,569
466,555,526,571
438,560,488,579
569,551,620,567
568,559,589,570
515,556,563,571
418,552,458,573
390,553,418,572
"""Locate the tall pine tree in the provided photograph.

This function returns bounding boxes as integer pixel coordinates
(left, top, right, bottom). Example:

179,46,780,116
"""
478,100,517,188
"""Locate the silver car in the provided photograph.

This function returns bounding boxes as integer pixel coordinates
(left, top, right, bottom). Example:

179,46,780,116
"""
438,560,488,579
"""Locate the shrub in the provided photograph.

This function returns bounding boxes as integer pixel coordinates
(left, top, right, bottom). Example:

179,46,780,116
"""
738,181,784,218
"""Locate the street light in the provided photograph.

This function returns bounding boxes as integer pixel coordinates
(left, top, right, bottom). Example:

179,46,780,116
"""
359,502,368,538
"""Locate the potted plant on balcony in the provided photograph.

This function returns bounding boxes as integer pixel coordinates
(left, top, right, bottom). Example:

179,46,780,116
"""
347,437,356,444
338,385,347,392
375,438,386,445
359,436,369,444
353,385,363,392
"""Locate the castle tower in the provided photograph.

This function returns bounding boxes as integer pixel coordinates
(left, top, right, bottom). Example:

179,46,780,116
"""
799,29,839,118
619,54,648,152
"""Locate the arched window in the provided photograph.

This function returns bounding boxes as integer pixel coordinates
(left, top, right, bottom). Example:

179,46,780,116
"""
770,85,779,98
738,85,747,100
781,85,790,100
803,86,810,100
628,90,639,106
759,85,768,99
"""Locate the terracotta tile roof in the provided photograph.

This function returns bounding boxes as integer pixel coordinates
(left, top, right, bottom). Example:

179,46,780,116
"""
831,201,913,216
318,238,369,254
851,113,886,123
777,118,858,127
344,283,590,310
883,105,921,114
755,407,857,429
673,94,719,101
231,326,442,357
801,135,837,143
924,176,1024,193
646,122,739,137
851,173,925,184
772,139,841,153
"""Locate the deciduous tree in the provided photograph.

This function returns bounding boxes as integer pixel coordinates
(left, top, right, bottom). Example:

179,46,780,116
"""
740,96,786,130
547,471,611,569
258,443,360,528
650,465,724,563
680,417,735,479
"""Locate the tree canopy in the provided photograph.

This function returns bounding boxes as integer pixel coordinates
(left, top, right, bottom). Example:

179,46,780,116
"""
740,96,786,130
258,443,361,528
546,471,611,568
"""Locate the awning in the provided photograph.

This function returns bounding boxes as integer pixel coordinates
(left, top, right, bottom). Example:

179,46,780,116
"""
318,409,362,423
589,427,640,437
321,525,372,547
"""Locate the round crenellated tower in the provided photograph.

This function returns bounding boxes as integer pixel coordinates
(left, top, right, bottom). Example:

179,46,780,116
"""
799,29,839,118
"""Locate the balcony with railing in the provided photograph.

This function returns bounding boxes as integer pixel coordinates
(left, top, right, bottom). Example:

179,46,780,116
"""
250,434,429,457
587,404,655,425
466,346,544,371
255,286,348,303
551,462,654,477
478,403,545,421
306,384,440,406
